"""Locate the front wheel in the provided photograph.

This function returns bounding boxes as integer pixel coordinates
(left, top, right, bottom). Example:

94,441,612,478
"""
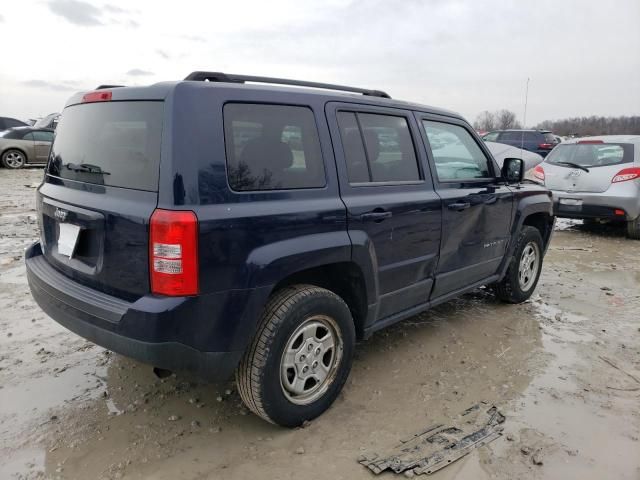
494,226,544,303
1,149,26,169
236,285,355,427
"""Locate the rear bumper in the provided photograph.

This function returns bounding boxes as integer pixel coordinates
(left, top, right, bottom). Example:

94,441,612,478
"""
25,242,269,381
550,189,640,221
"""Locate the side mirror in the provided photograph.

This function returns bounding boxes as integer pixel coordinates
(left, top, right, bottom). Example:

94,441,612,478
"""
502,157,524,184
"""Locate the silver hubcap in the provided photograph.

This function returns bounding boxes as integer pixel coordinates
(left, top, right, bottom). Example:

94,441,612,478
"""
280,315,343,405
4,151,24,168
518,241,540,291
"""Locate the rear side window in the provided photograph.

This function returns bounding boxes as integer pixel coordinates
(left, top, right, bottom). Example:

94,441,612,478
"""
423,121,491,181
224,104,325,191
337,111,420,183
546,143,633,168
48,102,163,191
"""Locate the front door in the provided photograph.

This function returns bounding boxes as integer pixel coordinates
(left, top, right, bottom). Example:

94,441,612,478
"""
418,116,514,299
327,103,442,323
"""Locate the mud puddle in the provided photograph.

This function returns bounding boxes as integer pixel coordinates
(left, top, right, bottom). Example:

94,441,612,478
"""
1,169,639,479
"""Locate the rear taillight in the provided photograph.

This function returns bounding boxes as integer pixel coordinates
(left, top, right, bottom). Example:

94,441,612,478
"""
150,209,199,296
611,167,640,183
82,90,112,103
533,165,545,182
538,143,554,149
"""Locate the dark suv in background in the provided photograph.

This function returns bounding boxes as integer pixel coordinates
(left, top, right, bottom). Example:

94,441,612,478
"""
483,129,558,157
26,72,554,427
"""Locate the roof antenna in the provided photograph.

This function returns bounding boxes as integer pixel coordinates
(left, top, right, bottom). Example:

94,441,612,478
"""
521,77,530,151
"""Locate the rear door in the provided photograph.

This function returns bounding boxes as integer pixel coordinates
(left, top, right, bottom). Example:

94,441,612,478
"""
32,130,54,163
17,131,36,160
327,103,441,322
543,142,635,193
39,100,164,300
419,115,514,299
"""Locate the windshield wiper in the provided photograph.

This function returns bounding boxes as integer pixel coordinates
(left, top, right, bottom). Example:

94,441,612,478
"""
554,161,590,173
66,163,111,175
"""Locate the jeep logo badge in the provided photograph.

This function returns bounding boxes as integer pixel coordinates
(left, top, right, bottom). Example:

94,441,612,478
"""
567,169,582,178
54,208,68,222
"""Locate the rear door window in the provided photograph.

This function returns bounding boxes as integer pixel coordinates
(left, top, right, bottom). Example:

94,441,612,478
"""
48,102,164,191
224,104,326,191
336,111,420,183
546,143,633,168
33,131,54,142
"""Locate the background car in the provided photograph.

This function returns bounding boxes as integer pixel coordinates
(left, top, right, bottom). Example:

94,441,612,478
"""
0,116,28,131
485,141,544,173
482,129,559,157
535,135,640,238
0,127,54,168
33,112,61,130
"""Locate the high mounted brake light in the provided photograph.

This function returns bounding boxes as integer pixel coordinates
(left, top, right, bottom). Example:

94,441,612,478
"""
150,209,199,296
82,90,112,103
533,165,545,182
611,167,640,183
577,140,604,144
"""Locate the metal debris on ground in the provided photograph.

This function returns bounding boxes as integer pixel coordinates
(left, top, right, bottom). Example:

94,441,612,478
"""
358,402,505,476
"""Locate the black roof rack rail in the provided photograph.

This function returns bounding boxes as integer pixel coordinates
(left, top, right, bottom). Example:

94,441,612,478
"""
96,85,125,90
184,71,391,99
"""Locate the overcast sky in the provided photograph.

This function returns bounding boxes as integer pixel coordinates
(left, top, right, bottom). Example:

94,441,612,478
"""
0,0,638,125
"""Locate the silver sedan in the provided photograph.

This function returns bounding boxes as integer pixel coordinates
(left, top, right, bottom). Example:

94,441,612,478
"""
0,127,54,168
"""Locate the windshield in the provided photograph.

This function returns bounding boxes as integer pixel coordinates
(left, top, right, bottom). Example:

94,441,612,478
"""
545,143,633,168
47,102,163,191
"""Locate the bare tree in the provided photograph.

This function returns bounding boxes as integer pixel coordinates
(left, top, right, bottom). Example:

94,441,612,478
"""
535,116,640,136
473,111,496,131
495,109,522,129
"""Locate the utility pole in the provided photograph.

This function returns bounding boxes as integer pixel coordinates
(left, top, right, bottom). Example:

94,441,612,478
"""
523,77,530,129
521,77,530,150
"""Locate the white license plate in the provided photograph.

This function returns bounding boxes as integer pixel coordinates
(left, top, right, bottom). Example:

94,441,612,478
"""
559,198,583,206
57,223,81,258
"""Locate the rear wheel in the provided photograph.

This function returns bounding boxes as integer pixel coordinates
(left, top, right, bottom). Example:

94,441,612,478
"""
627,216,640,240
1,149,26,169
494,226,544,303
236,284,355,427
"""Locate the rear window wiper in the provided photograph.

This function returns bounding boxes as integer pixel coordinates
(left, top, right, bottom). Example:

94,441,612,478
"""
66,163,111,175
553,161,590,173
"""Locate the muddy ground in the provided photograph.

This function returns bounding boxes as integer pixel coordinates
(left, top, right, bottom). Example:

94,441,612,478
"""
1,168,639,480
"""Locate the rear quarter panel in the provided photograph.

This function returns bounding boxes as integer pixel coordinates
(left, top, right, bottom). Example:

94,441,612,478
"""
163,83,351,294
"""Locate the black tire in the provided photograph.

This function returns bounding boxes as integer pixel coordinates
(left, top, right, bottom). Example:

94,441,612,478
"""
628,217,640,240
236,284,355,427
494,226,544,304
1,149,26,169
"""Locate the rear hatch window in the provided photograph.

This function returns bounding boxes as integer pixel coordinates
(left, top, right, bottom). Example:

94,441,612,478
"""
48,101,163,191
546,143,633,168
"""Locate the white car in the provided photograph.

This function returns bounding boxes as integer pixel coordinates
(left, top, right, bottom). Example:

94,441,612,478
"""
485,141,544,173
534,135,640,239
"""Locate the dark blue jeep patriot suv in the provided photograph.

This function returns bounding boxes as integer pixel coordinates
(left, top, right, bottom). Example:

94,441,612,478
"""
26,72,554,427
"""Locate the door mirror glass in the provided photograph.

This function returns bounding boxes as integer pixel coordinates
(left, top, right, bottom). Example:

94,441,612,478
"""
502,157,524,183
